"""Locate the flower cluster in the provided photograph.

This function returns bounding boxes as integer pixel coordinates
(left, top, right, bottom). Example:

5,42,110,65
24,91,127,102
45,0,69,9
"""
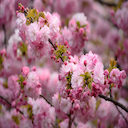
0,1,127,128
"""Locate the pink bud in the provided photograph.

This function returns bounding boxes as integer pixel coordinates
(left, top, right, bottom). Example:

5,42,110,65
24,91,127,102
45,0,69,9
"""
18,6,21,10
58,75,62,80
67,51,71,55
74,104,80,110
37,84,41,88
68,56,71,60
51,48,54,53
21,6,24,12
22,66,29,76
0,49,6,56
104,69,109,76
21,90,24,93
51,56,56,60
78,87,82,93
79,28,84,34
23,81,26,85
32,66,36,71
84,60,87,66
11,101,16,107
64,41,68,46
64,61,67,65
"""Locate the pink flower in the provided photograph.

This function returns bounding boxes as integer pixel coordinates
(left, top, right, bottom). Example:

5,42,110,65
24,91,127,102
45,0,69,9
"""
24,71,41,99
110,69,126,88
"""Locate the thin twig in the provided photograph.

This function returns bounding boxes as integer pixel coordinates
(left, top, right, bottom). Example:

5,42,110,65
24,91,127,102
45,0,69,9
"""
96,0,117,7
40,95,53,107
0,95,24,115
109,85,112,98
48,38,57,50
109,86,128,124
0,95,11,106
99,94,128,113
116,105,128,124
48,38,64,62
2,24,7,47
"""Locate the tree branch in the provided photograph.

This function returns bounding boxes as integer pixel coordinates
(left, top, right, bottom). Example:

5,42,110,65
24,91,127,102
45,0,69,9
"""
40,95,53,107
2,24,7,47
109,86,128,124
99,94,128,113
115,105,128,124
0,95,24,115
95,0,117,7
48,38,64,62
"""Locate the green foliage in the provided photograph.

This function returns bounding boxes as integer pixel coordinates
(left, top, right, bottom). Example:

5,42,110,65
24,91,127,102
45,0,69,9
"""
26,9,38,25
113,0,125,11
92,119,98,127
0,55,4,70
17,75,25,89
0,105,2,113
3,80,8,89
12,115,20,125
80,72,93,90
54,117,62,128
66,72,72,89
22,104,33,120
76,21,86,28
25,8,46,25
108,58,117,72
27,104,33,119
19,42,27,56
54,44,68,61
95,99,101,110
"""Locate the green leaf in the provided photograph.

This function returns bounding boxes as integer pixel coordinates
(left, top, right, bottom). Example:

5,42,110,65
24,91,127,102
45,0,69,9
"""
66,72,72,89
17,75,25,89
54,44,67,61
76,21,81,28
12,115,20,125
0,105,2,113
0,55,4,70
19,42,27,56
38,12,45,19
27,104,33,119
80,72,93,90
3,80,8,89
96,99,101,110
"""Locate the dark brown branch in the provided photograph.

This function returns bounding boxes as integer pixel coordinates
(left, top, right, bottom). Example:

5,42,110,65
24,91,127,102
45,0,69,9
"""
95,0,117,7
48,38,64,62
2,24,7,47
109,85,112,98
99,94,128,113
48,38,57,50
109,86,128,124
0,95,11,106
0,95,24,115
115,105,128,124
68,114,72,128
40,95,53,107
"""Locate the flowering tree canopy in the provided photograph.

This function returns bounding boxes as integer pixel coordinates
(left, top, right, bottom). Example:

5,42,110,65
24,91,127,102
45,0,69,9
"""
0,0,128,128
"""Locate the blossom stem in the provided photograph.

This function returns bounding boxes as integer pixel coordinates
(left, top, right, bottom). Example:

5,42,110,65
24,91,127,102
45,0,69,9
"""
99,94,128,113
